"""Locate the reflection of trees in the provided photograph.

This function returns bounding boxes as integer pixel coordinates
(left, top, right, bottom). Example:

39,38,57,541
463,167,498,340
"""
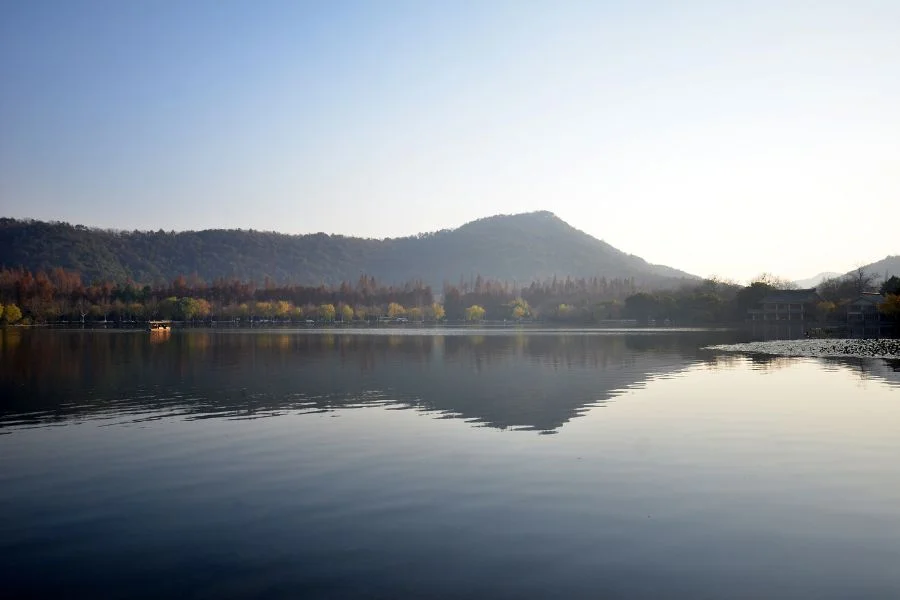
827,357,900,388
2,329,820,433
746,355,798,372
699,349,900,386
701,354,742,371
0,328,22,354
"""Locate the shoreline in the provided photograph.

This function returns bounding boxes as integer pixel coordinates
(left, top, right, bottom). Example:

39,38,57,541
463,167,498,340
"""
4,324,735,336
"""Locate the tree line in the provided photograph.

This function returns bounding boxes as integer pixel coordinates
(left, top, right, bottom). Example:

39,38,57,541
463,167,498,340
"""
0,266,897,326
0,266,647,325
619,271,900,325
0,268,442,324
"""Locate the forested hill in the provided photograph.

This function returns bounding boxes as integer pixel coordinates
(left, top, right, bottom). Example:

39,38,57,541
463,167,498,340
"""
0,212,696,287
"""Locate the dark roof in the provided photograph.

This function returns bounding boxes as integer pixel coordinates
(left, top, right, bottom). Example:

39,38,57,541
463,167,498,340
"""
851,294,886,306
760,288,821,304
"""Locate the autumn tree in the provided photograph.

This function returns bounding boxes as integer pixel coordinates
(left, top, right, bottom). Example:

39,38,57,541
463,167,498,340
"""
508,297,531,320
254,301,274,319
178,297,209,322
195,298,211,320
465,305,485,321
237,303,251,320
129,302,145,319
181,298,199,321
275,300,293,320
3,303,22,324
556,303,575,319
879,295,900,319
430,302,445,321
341,304,354,322
387,302,406,318
318,303,336,321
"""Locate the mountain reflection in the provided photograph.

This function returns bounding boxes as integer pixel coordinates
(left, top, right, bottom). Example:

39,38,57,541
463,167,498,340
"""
4,329,894,433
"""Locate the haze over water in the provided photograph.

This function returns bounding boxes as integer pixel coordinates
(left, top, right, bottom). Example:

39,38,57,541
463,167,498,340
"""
2,328,900,598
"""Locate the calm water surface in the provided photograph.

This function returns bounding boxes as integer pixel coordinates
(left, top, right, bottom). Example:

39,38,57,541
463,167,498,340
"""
2,328,899,599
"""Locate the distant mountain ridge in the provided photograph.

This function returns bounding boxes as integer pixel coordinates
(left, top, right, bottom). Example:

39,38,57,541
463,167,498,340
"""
0,211,696,288
793,272,840,289
798,257,900,288
847,256,900,281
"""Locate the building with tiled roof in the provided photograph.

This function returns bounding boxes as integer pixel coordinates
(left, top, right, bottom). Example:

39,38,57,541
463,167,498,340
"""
748,288,822,322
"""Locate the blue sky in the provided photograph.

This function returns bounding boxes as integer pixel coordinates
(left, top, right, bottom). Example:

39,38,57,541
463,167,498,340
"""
1,0,898,282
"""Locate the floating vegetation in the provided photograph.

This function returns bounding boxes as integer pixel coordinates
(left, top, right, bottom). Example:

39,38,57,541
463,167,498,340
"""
705,338,900,360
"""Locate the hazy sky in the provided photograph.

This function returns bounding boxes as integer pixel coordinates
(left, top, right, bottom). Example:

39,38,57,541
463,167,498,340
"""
1,1,898,283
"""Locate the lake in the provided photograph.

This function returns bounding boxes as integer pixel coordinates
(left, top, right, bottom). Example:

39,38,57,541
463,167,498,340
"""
2,328,900,599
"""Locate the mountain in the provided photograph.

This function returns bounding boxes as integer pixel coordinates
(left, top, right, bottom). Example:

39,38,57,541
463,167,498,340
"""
793,272,840,289
0,211,696,288
844,256,900,281
793,256,899,289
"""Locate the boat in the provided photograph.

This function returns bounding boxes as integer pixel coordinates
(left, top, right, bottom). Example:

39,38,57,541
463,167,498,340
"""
147,320,172,333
